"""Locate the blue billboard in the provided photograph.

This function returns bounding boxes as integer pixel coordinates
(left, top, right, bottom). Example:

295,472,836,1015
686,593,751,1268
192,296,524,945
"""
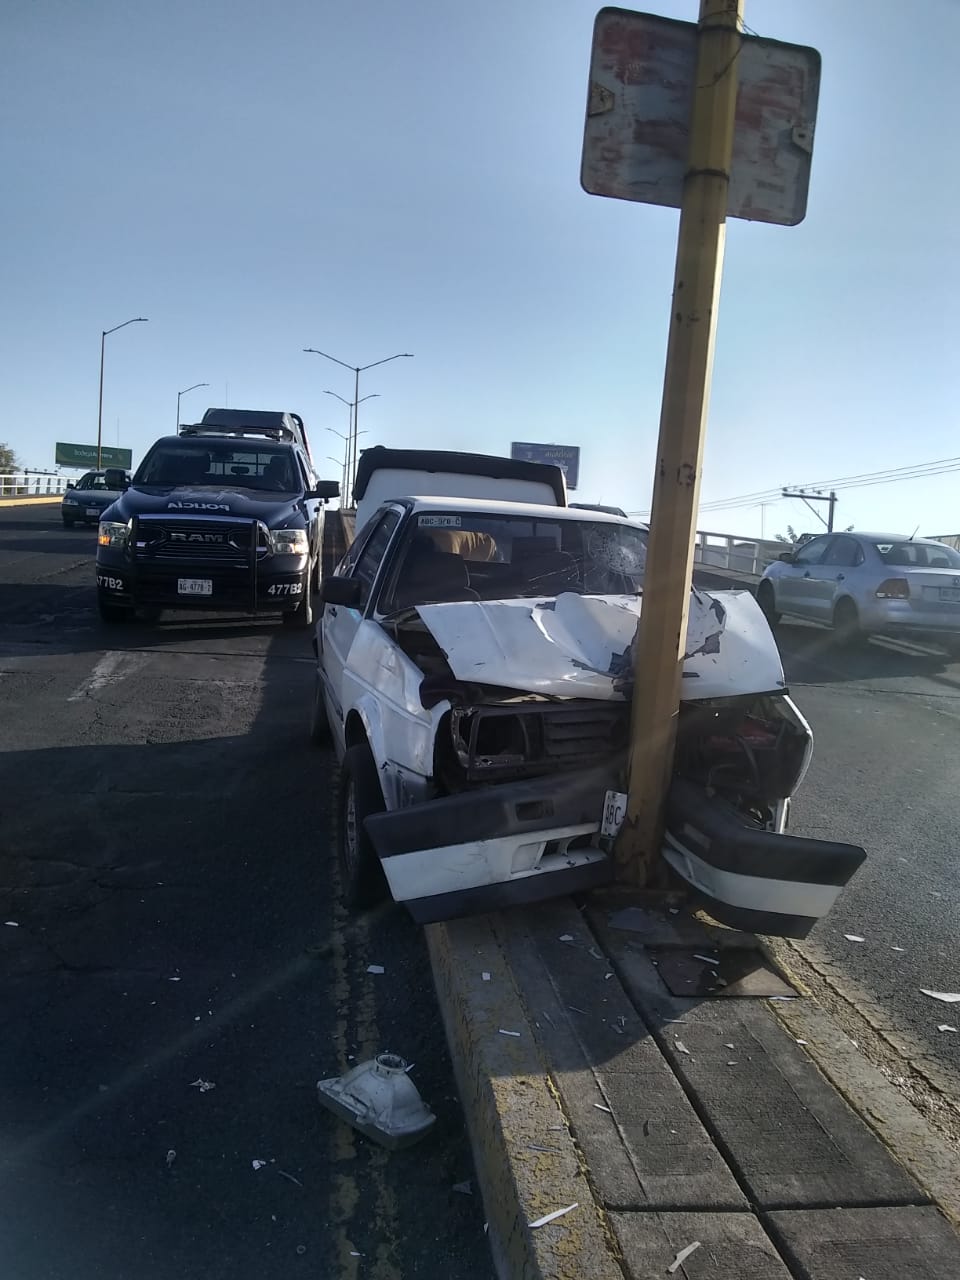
510,442,580,491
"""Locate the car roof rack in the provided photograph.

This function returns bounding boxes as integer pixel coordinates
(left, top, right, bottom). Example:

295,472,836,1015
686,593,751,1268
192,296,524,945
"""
179,422,295,443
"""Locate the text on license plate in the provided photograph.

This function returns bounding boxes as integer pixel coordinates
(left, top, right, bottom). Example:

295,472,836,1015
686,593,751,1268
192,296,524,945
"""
600,790,628,839
178,578,213,596
86,507,100,517
939,588,960,602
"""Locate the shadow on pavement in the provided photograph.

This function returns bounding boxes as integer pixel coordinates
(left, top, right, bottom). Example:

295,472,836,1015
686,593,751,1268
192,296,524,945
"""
0,626,489,1279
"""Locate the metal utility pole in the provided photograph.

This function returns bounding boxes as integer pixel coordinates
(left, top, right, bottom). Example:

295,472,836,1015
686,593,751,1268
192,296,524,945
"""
177,382,209,431
97,317,148,468
303,348,413,504
616,0,744,883
781,488,837,533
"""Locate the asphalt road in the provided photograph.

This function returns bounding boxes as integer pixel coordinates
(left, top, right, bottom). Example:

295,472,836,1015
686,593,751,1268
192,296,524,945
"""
0,503,492,1280
775,618,960,1104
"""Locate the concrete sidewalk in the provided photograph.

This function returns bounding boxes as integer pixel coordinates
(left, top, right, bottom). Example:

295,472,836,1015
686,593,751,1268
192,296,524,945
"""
428,894,960,1279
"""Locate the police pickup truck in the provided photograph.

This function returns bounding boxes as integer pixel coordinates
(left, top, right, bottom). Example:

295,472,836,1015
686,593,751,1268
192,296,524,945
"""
95,412,338,626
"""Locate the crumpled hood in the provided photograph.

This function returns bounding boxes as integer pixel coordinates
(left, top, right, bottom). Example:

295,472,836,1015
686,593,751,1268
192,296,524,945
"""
415,590,785,701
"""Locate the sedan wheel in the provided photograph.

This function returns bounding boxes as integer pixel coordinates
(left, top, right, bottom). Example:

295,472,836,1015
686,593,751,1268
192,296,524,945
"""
336,744,388,911
833,597,862,645
757,581,781,626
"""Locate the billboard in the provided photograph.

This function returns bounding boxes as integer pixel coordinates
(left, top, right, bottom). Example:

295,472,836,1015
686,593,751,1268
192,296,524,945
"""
56,442,133,470
510,442,580,491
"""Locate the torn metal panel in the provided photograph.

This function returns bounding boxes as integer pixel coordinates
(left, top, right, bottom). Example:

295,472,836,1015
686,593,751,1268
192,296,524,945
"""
416,589,783,702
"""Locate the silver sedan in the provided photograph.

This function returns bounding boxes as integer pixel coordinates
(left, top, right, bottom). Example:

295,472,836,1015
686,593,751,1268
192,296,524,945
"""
758,531,960,649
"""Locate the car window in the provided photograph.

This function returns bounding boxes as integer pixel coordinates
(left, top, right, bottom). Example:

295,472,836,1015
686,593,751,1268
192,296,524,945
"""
380,511,648,612
136,441,297,490
823,536,863,568
874,540,960,569
352,510,401,600
792,536,829,566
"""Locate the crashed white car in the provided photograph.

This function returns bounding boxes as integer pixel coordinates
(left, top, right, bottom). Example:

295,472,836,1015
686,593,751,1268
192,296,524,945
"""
312,458,865,936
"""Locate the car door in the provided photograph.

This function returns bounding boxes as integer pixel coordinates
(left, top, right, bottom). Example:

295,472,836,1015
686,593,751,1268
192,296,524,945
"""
775,534,832,618
807,534,865,619
320,508,402,738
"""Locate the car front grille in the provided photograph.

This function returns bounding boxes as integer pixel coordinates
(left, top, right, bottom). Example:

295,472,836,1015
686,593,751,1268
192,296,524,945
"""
132,517,267,567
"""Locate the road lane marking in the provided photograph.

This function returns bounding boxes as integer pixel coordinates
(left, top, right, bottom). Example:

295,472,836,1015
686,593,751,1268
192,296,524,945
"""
67,651,141,701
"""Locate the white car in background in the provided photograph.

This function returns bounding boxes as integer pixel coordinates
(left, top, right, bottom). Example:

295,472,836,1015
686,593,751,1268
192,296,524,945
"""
758,531,960,650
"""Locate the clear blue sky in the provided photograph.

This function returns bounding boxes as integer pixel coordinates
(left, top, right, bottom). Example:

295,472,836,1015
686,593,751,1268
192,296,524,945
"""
2,0,958,537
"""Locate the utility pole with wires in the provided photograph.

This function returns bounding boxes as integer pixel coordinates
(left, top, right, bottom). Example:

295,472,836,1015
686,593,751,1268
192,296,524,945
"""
781,488,837,532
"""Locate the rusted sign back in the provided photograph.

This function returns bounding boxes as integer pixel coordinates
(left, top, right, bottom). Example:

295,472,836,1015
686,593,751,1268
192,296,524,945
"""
581,7,821,226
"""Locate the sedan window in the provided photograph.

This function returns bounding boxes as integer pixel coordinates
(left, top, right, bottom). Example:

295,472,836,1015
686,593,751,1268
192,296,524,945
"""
823,536,863,568
875,541,960,569
792,536,829,566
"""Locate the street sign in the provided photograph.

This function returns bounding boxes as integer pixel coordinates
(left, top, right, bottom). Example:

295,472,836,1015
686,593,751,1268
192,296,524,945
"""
582,8,821,226
56,442,133,470
510,442,580,491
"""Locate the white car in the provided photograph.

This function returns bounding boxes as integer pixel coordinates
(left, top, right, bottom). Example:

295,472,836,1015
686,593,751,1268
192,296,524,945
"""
311,458,865,936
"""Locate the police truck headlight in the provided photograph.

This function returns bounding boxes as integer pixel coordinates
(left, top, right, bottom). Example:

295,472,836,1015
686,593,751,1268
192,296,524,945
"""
97,521,129,548
270,528,309,555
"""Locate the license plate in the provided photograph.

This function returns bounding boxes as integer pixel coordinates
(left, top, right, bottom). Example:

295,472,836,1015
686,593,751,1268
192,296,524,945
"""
177,578,213,597
939,588,960,602
85,507,100,518
600,790,628,839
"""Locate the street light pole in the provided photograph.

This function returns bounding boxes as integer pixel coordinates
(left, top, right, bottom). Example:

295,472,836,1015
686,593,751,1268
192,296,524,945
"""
97,317,148,468
177,382,210,432
303,348,413,503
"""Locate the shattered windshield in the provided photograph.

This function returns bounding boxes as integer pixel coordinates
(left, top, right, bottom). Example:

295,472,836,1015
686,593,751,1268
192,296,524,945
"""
135,440,298,491
383,511,648,611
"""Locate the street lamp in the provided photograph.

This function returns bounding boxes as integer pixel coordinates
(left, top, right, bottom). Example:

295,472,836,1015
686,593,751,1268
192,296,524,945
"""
326,414,371,500
97,317,148,468
303,347,413,502
177,382,210,431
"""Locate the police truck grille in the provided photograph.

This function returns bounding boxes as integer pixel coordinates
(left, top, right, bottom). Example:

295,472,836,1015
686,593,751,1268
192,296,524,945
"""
133,518,264,565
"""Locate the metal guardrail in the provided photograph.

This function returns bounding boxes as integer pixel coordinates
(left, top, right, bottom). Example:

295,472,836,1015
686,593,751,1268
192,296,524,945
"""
692,528,783,579
0,473,70,498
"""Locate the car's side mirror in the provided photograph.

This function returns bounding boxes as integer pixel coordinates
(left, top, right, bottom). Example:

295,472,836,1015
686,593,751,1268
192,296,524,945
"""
321,576,363,607
778,552,796,564
66,482,75,490
307,481,340,502
104,468,129,491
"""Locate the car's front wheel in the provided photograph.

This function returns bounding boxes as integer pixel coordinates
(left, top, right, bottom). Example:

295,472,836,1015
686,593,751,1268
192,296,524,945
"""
336,743,388,910
97,595,132,625
757,580,781,627
281,561,315,629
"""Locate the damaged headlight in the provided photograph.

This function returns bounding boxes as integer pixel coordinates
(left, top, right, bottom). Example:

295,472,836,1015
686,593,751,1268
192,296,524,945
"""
269,527,309,556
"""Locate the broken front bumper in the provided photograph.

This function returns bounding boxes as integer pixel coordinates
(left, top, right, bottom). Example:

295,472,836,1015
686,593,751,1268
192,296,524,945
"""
364,764,620,924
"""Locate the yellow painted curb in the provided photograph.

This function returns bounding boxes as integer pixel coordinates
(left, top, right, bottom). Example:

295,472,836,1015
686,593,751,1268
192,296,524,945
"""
0,495,63,508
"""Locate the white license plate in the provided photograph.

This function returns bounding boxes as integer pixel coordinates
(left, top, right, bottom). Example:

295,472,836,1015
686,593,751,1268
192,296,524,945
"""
85,507,100,518
939,588,960,602
177,578,213,597
600,790,628,839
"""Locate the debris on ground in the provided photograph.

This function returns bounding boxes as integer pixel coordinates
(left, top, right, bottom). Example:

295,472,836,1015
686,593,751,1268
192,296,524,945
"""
317,1052,436,1150
481,972,491,981
667,1240,701,1273
593,1103,612,1113
252,1159,267,1171
844,934,865,943
498,1028,520,1037
528,1202,578,1229
367,964,385,975
674,1039,691,1055
190,1078,216,1093
278,1170,304,1187
937,1025,957,1034
452,1180,472,1195
558,934,574,943
921,989,960,1003
165,1149,176,1168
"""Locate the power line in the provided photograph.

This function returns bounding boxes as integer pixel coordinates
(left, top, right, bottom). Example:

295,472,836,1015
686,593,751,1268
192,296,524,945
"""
627,452,960,519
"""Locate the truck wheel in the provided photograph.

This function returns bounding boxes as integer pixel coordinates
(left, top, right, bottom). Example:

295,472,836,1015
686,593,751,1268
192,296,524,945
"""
336,744,388,910
757,581,780,626
282,563,315,629
309,671,331,745
98,595,132,625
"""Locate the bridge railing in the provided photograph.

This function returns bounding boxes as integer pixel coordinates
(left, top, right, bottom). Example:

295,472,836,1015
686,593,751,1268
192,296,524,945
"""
692,529,785,580
0,473,70,498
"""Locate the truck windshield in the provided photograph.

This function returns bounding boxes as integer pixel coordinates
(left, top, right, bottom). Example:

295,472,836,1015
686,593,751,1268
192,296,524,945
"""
136,440,298,491
383,511,648,611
